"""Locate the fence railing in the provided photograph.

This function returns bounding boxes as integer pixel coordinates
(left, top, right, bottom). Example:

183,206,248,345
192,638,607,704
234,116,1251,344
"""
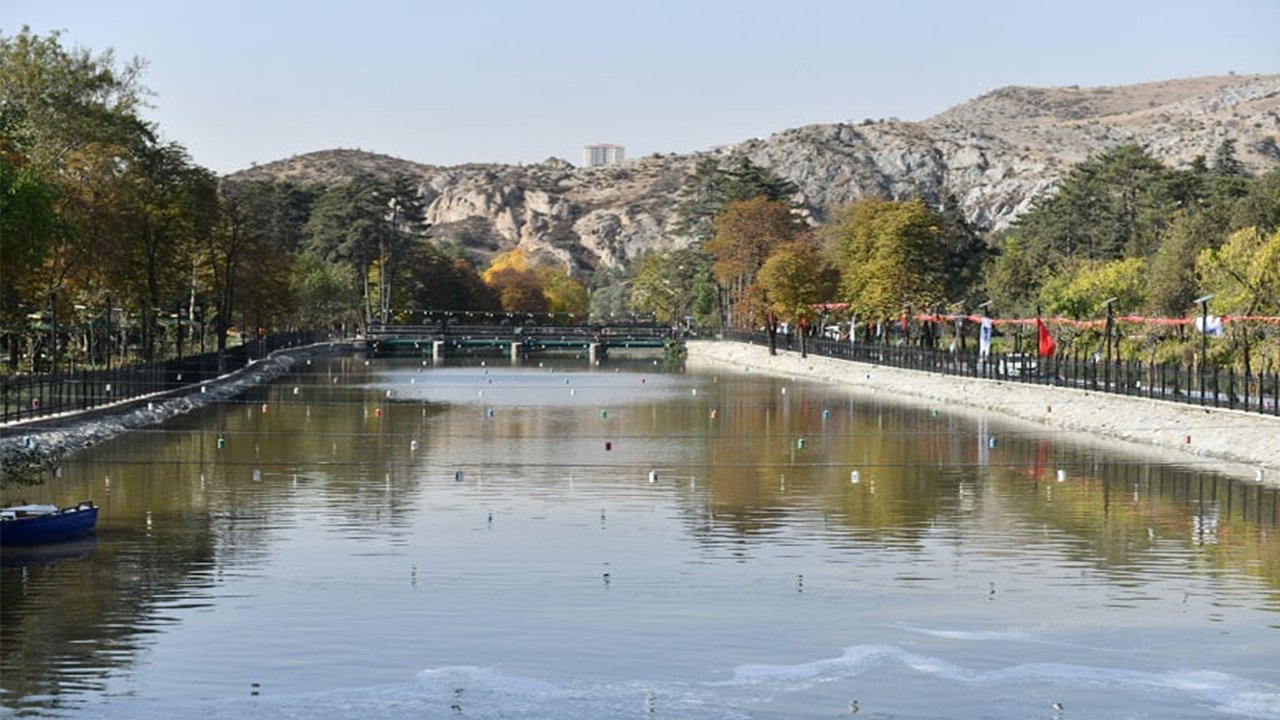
726,330,1280,417
1,332,330,426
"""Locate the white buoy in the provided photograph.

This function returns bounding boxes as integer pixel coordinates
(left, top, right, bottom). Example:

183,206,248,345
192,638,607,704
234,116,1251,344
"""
293,386,300,395
649,470,658,483
410,439,420,452
691,388,697,396
252,469,262,482
851,470,861,484
1056,469,1067,482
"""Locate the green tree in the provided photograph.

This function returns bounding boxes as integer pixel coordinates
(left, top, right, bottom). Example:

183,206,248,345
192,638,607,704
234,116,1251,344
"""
628,249,718,328
290,250,360,329
1038,257,1146,320
673,157,798,241
757,240,837,357
1196,227,1280,377
1146,211,1219,316
827,198,948,320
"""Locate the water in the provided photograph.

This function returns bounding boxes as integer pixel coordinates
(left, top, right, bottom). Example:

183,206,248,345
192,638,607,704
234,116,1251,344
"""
2,355,1278,719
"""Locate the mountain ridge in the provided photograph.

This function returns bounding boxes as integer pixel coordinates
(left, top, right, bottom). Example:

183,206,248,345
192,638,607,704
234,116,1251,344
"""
227,74,1280,273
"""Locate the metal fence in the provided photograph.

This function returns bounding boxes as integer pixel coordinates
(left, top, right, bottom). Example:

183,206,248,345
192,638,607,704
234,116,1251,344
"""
1,332,330,425
726,330,1280,417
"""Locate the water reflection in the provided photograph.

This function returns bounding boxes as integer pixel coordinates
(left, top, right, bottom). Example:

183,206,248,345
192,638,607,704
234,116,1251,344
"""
1,355,1276,718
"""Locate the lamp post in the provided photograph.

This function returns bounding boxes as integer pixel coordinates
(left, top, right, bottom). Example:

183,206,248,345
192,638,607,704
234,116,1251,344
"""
1194,294,1214,402
1101,297,1118,391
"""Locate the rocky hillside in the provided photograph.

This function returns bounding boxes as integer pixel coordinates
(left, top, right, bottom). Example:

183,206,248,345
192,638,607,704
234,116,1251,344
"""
228,74,1280,273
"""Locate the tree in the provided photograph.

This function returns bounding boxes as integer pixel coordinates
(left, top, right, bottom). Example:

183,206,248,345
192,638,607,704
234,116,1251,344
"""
673,157,798,241
536,268,589,316
290,250,360,329
704,197,807,345
628,249,718,328
827,198,948,321
757,241,837,357
1146,211,1219,316
1196,227,1280,378
303,175,391,326
1038,257,1146,320
486,268,548,313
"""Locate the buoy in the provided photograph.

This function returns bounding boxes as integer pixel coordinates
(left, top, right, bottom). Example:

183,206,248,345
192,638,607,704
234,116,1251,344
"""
454,469,464,482
710,409,717,419
261,403,269,413
605,441,613,451
570,388,576,396
216,435,225,450
781,387,787,395
641,378,646,384
797,438,806,449
600,409,608,418
988,436,997,448
1184,435,1191,444
201,386,206,394
332,377,338,384
1046,405,1052,413
930,408,938,417
1056,469,1067,482
386,389,394,398
410,440,420,451
648,470,658,483
691,388,697,396
822,409,830,419
293,387,300,395
374,408,382,417
253,469,262,482
851,470,860,483
486,408,495,417
865,373,871,380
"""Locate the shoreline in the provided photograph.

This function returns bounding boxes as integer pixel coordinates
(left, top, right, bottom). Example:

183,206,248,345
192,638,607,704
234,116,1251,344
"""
686,340,1280,483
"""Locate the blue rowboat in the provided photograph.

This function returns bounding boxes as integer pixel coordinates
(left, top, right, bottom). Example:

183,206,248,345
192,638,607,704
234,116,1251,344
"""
0,501,99,546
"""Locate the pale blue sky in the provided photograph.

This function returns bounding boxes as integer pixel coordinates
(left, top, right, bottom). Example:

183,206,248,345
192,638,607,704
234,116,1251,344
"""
4,0,1277,175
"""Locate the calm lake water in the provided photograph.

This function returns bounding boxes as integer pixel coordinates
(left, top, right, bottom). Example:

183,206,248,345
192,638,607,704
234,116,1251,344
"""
2,354,1278,719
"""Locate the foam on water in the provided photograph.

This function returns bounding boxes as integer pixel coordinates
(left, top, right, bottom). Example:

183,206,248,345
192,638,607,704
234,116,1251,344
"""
66,645,1280,720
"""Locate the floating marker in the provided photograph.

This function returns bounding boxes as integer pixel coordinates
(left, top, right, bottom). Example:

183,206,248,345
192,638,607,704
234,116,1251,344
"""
306,359,312,365
410,439,420,452
641,378,646,384
797,438,806,449
252,469,262,482
781,387,787,395
216,435,226,450
1184,435,1192,444
454,469,464,482
930,408,939,417
293,386,300,395
364,360,370,366
564,378,570,385
570,388,576,396
605,441,613,451
105,383,112,393
486,408,495,417
201,386,206,394
1056,469,1067,482
374,408,382,417
822,409,830,419
988,436,997,448
710,409,717,419
600,409,608,419
864,373,871,380
261,403,269,413
386,389,394,398
649,470,658,483
332,377,338,384
851,470,861,484
1046,405,1052,413
691,388,697,396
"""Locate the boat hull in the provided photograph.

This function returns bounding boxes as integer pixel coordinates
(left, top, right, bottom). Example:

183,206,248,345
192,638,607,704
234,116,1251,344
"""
1,505,99,546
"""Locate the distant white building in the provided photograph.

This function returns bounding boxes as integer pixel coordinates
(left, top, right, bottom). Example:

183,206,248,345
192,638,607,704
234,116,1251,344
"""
583,143,625,167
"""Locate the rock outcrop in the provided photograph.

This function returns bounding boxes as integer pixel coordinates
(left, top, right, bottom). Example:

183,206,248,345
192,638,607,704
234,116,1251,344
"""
227,74,1280,274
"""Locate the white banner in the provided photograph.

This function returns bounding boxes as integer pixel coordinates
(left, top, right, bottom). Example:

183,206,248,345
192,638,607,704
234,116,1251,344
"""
979,317,992,357
1195,315,1224,337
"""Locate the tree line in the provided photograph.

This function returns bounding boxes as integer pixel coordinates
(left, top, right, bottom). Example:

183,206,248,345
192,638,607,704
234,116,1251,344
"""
4,28,1278,376
0,29,589,373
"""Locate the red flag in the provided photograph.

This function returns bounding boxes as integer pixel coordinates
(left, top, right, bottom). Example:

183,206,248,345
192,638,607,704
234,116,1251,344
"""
1036,317,1055,358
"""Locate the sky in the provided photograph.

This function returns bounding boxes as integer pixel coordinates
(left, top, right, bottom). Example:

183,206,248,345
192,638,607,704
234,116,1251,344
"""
4,0,1277,175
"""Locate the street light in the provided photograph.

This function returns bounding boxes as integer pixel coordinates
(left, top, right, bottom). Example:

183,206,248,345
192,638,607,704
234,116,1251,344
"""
1194,294,1214,402
1101,296,1118,391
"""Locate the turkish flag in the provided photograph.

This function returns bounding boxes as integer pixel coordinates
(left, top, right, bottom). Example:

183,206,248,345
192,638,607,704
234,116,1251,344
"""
1036,317,1056,358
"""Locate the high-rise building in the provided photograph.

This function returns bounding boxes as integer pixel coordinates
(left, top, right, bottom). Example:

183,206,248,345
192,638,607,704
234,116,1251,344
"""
583,144,625,167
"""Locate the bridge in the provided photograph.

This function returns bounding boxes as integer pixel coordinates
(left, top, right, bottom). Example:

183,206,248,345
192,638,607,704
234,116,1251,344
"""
355,323,679,361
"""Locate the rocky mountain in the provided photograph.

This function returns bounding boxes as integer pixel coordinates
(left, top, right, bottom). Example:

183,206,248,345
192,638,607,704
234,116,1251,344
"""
228,74,1280,274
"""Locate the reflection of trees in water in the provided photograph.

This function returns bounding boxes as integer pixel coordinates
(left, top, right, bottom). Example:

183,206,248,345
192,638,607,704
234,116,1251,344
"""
1,517,219,713
677,374,1278,592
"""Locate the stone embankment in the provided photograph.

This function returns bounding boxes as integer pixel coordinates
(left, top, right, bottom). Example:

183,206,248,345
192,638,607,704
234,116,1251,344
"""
0,345,337,485
686,340,1280,483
